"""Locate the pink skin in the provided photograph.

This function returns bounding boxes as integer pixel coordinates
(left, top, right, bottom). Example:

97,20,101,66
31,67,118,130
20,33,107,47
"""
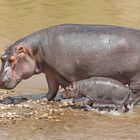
62,83,82,99
10,46,36,79
0,46,37,89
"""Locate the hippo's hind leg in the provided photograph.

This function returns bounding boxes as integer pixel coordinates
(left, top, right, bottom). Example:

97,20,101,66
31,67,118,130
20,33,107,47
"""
116,103,132,113
123,91,134,112
115,103,126,112
129,72,140,105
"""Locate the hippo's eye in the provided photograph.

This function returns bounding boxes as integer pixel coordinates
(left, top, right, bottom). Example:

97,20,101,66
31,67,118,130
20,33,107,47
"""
9,56,16,63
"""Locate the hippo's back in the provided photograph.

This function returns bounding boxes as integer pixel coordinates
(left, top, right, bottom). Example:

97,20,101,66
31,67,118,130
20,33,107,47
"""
45,24,140,83
77,77,129,93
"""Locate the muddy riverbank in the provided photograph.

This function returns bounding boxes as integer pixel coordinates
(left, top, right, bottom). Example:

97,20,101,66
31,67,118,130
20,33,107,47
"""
1,0,140,139
0,90,76,126
0,90,139,140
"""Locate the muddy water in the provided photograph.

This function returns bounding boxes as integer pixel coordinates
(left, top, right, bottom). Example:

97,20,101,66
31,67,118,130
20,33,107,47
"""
0,0,140,139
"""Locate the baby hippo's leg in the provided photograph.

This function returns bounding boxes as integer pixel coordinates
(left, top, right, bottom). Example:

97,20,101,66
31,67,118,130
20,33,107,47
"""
60,97,92,107
115,104,126,112
60,98,75,106
115,90,133,113
73,97,93,105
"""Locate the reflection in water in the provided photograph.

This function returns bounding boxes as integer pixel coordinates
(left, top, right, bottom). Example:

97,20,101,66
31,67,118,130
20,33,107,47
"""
0,0,140,139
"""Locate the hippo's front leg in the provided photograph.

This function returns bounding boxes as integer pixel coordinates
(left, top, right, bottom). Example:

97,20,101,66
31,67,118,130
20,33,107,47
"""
45,71,59,101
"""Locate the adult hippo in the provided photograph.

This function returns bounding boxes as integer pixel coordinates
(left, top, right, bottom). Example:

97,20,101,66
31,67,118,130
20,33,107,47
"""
0,24,140,102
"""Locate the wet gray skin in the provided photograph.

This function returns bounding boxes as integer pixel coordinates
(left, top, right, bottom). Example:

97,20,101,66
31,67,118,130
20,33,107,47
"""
62,77,133,112
1,24,140,102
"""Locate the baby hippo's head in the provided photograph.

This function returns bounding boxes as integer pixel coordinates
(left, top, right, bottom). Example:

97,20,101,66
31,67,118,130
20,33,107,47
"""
62,83,76,99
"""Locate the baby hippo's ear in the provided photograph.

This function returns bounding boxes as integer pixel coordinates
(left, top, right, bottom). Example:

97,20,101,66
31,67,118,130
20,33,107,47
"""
68,84,74,91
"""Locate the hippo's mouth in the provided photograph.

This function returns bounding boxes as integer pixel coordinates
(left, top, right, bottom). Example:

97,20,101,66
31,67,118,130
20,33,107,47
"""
0,73,22,89
2,79,21,89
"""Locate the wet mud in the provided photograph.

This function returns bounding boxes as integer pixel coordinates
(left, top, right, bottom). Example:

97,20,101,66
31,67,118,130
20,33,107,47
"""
0,90,140,140
0,90,76,126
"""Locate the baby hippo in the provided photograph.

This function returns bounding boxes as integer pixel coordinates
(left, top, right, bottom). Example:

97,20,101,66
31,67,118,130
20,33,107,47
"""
62,77,133,112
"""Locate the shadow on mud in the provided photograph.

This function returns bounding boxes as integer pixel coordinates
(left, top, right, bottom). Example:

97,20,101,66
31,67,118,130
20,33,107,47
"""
0,93,47,105
0,91,63,105
0,91,140,110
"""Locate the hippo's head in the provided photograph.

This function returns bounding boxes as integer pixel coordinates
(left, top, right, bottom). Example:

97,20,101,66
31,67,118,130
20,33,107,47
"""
0,43,38,89
62,83,77,98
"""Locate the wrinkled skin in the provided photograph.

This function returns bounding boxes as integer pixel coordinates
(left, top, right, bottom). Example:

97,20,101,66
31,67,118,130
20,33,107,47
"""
1,24,140,102
62,77,133,112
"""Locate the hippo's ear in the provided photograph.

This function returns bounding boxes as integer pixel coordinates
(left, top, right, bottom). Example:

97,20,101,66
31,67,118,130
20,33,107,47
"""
16,46,27,54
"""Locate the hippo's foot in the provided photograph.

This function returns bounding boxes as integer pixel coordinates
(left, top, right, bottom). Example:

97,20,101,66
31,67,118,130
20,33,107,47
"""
112,103,134,113
126,104,134,112
60,98,75,106
60,97,92,108
117,104,134,113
